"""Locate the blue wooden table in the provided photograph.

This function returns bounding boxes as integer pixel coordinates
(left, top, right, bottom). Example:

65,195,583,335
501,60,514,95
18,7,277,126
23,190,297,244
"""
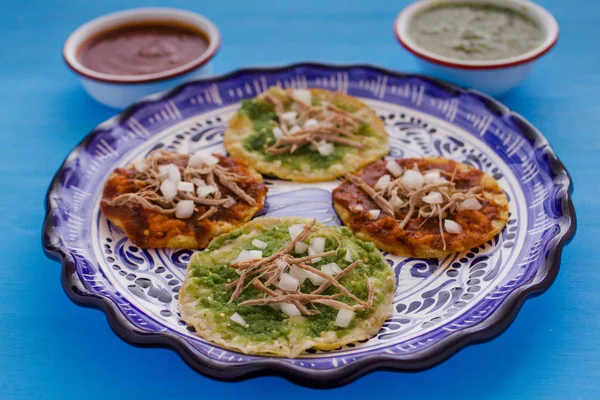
1,0,598,398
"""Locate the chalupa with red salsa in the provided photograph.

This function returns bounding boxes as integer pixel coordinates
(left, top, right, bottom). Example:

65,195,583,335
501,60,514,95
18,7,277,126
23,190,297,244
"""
100,150,267,249
332,157,509,257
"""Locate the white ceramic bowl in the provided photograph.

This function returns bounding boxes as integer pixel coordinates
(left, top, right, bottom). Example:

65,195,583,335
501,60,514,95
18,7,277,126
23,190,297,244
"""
64,8,221,109
394,0,559,95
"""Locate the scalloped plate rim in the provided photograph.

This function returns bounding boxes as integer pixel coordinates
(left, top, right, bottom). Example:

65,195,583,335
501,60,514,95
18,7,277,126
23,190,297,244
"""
42,62,576,388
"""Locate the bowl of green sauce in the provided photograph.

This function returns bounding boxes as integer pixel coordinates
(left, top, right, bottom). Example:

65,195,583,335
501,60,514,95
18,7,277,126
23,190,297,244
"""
394,0,559,95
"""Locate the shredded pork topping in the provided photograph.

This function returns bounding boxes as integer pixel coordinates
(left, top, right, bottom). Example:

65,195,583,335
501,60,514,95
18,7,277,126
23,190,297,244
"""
226,219,374,315
106,150,256,220
346,162,485,250
107,192,177,215
262,89,367,156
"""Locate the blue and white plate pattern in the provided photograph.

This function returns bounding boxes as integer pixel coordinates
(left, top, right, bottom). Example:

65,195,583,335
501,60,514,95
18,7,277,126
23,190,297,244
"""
43,64,574,386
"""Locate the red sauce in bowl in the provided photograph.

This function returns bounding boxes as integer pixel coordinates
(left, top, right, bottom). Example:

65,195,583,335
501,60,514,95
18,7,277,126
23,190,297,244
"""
78,22,209,76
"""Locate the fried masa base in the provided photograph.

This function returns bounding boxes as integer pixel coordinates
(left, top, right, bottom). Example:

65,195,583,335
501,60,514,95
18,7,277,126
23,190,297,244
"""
100,155,267,249
223,87,390,182
178,217,396,357
333,157,509,258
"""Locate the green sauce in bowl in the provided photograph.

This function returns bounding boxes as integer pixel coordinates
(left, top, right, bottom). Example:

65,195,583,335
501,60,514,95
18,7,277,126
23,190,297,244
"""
408,2,545,61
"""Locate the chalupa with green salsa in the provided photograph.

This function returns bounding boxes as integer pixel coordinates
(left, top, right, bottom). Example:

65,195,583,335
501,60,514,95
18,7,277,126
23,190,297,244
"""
178,217,396,357
224,87,390,182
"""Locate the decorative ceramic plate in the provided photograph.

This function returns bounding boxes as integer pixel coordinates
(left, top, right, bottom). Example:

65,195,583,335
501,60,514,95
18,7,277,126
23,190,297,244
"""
43,64,575,387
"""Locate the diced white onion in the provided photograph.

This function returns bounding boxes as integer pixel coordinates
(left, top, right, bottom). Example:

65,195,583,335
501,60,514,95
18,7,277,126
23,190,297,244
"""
344,249,353,262
424,170,440,183
233,249,263,264
134,160,147,172
168,164,181,182
282,111,298,125
192,178,206,187
280,303,301,317
251,239,268,249
402,169,425,190
233,250,252,263
160,179,177,201
189,152,219,168
310,237,326,253
177,181,194,192
158,164,180,182
368,209,381,220
461,198,483,211
289,265,307,285
295,242,309,254
288,224,305,240
317,140,334,156
293,89,312,104
175,200,195,219
308,237,325,263
444,219,463,234
289,125,301,135
158,164,171,179
386,160,403,177
222,197,236,208
272,126,284,139
390,195,404,210
275,258,288,270
305,270,326,286
279,273,299,292
230,312,247,326
350,204,364,212
424,170,448,184
249,250,263,260
422,191,443,204
197,185,217,198
334,309,355,328
308,246,322,264
304,118,318,129
321,262,342,276
374,174,391,191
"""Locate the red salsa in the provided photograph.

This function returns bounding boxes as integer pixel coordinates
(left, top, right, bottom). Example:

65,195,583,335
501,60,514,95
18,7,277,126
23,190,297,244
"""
78,21,209,76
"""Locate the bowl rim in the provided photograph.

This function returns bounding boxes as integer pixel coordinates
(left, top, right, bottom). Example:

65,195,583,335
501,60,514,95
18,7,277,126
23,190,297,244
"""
63,7,221,84
394,0,560,70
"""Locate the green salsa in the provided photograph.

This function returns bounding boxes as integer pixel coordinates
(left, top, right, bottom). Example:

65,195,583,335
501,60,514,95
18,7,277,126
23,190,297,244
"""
238,99,375,171
185,222,394,341
408,3,545,61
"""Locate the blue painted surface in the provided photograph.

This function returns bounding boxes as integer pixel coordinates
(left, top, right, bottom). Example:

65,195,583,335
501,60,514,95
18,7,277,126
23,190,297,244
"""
0,0,597,398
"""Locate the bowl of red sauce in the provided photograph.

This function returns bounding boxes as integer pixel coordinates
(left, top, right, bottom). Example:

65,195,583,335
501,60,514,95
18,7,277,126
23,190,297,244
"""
64,8,221,109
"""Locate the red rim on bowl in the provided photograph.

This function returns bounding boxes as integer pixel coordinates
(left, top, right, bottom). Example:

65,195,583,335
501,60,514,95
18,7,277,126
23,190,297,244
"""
63,8,221,84
394,0,560,70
